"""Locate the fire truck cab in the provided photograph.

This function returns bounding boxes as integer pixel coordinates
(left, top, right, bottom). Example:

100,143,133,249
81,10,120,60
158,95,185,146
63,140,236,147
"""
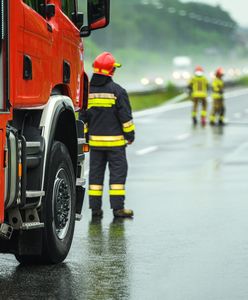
0,0,110,264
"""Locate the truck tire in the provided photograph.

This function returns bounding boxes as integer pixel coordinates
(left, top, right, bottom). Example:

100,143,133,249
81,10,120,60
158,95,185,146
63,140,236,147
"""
42,141,76,263
16,141,76,264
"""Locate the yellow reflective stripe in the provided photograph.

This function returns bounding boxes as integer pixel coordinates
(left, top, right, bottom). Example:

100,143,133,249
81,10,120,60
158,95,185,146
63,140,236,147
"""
210,115,216,122
192,92,207,98
123,120,133,128
110,184,125,190
88,190,103,196
123,124,135,133
101,69,110,75
89,93,117,99
109,190,126,196
88,104,112,108
89,185,103,191
89,140,126,147
89,135,126,147
93,68,110,75
90,135,124,141
212,79,223,91
212,93,222,100
191,77,208,98
88,98,116,109
88,99,116,105
84,123,88,134
122,120,135,132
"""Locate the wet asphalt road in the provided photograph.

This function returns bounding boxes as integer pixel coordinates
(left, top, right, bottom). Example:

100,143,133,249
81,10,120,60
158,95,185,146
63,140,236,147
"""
1,89,248,299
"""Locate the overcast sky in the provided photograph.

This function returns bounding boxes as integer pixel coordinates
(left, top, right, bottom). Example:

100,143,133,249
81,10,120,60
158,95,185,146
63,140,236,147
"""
181,0,248,27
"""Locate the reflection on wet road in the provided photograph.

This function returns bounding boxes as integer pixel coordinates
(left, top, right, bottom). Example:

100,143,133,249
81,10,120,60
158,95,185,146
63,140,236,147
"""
1,90,248,299
0,218,131,300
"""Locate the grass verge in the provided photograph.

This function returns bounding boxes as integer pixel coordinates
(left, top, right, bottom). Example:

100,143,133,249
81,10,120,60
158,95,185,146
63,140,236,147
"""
235,76,248,86
129,83,181,111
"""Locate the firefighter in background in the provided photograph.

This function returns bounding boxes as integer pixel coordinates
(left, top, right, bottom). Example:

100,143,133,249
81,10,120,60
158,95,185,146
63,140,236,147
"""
210,68,225,125
188,66,209,125
80,52,135,218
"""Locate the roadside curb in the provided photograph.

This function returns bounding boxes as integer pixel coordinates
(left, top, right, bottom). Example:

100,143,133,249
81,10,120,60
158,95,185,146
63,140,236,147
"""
133,93,188,118
133,88,248,119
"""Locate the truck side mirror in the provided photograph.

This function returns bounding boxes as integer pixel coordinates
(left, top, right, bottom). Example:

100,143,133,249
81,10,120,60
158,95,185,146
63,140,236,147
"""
45,4,55,19
80,0,110,38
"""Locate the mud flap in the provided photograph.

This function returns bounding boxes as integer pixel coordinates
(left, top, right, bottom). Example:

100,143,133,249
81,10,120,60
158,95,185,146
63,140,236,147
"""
76,186,85,215
18,229,43,256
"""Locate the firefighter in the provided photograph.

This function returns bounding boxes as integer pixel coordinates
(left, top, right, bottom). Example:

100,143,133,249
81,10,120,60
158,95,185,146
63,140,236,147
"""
210,68,225,125
188,66,209,126
80,52,135,218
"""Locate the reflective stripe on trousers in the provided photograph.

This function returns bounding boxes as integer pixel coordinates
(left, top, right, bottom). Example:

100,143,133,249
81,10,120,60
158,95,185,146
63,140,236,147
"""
89,148,128,210
89,135,127,147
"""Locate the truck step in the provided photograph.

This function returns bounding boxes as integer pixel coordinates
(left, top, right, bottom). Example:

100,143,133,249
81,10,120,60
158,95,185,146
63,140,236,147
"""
26,141,42,155
0,223,13,240
21,222,44,230
26,141,43,169
26,191,45,198
77,138,86,145
76,213,82,221
76,178,86,186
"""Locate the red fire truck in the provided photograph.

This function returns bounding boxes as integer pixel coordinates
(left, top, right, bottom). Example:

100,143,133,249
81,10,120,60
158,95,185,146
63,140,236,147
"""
0,0,110,264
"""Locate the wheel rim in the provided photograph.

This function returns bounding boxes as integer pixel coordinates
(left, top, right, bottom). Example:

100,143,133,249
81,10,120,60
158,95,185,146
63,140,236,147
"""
52,168,72,240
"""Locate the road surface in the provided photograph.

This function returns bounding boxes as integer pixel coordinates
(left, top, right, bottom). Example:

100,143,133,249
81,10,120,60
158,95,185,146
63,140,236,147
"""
1,89,248,299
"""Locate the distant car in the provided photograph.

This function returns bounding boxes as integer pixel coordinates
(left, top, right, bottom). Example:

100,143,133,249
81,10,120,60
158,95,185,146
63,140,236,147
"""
172,56,192,84
140,77,165,87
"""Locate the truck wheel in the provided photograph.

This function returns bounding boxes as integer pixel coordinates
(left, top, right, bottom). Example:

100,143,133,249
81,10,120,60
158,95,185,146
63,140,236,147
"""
16,141,76,265
42,141,76,263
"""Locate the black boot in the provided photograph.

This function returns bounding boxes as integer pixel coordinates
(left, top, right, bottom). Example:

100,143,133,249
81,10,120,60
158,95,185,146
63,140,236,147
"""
92,209,103,219
192,117,197,125
113,208,134,218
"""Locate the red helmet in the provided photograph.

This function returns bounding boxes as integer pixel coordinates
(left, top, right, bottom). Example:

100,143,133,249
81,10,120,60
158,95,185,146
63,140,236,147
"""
194,66,204,76
216,67,224,78
93,52,121,77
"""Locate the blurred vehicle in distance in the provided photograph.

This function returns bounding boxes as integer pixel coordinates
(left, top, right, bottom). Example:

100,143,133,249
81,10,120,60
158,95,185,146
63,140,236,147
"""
172,56,192,85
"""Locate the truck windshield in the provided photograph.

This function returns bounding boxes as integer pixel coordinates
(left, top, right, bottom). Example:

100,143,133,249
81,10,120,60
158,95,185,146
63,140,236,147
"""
23,0,45,16
61,0,76,20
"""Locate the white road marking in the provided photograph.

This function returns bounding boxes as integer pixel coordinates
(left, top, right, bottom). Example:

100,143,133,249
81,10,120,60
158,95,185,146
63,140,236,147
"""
136,146,159,156
233,112,241,119
228,121,248,125
225,89,248,99
175,133,191,141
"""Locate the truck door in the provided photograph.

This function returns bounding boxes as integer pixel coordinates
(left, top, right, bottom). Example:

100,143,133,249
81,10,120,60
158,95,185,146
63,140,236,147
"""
15,0,53,107
60,0,83,107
